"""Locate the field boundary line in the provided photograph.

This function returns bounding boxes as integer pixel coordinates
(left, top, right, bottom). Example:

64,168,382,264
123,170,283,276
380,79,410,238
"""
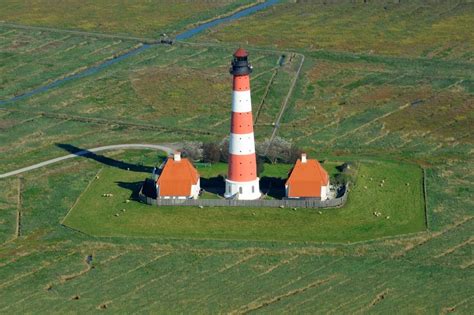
258,254,298,276
433,237,474,259
254,68,279,124
287,277,351,312
325,102,410,146
354,289,390,314
0,22,151,42
391,216,474,258
233,275,336,314
15,177,22,239
86,253,171,291
51,252,172,310
460,260,473,269
0,108,219,136
1,177,23,245
61,167,103,225
328,281,388,314
0,251,77,291
441,295,474,314
105,270,174,311
289,259,391,313
135,254,219,313
219,258,345,313
51,225,433,248
218,254,257,273
59,255,92,283
422,167,429,230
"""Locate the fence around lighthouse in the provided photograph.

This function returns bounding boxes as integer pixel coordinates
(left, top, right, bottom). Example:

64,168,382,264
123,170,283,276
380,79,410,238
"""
139,184,349,209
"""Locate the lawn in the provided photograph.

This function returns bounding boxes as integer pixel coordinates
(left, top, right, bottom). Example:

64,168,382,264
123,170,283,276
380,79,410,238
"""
63,159,425,242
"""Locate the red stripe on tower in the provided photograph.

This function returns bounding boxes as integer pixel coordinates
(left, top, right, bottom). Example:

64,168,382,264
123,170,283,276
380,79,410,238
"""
224,48,261,200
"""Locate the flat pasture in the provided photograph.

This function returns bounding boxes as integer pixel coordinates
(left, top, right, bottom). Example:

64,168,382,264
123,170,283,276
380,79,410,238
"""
0,26,138,99
1,2,473,312
199,1,474,61
10,41,300,139
63,159,425,242
278,51,474,161
0,0,258,38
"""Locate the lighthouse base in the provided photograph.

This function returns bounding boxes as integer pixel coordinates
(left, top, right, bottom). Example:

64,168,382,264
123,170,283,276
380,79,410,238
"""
224,178,261,200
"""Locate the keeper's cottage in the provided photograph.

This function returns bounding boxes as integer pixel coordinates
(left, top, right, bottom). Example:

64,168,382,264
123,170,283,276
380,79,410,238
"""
155,152,200,199
285,153,330,200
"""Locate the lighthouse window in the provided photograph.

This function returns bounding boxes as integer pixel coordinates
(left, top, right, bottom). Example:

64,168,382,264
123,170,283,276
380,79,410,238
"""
239,187,243,194
252,186,255,193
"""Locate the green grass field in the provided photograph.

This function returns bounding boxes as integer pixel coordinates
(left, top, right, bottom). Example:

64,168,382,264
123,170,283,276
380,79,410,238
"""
7,41,298,137
198,1,474,61
0,25,139,99
0,0,259,37
1,0,473,313
63,158,425,242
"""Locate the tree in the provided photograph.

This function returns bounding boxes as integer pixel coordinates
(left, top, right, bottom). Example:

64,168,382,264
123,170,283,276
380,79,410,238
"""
219,137,229,163
287,145,304,164
202,142,220,163
257,137,303,164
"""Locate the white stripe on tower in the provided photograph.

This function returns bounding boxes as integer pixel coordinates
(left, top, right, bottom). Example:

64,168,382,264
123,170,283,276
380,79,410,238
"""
229,133,256,155
232,90,252,113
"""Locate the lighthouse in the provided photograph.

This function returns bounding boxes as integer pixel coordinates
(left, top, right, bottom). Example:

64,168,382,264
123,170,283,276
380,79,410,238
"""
224,48,261,200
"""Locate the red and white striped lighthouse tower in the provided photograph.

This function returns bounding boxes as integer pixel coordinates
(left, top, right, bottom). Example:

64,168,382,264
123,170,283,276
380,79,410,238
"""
224,48,261,200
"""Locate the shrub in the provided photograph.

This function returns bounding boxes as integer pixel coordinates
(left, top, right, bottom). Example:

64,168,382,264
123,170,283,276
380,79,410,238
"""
179,141,203,161
256,156,265,176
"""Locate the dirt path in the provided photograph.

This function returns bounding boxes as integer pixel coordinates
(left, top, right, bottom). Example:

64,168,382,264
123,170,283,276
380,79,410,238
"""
264,53,305,154
0,144,175,179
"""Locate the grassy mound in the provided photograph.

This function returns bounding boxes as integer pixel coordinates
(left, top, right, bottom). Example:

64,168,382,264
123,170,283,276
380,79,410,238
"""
63,159,425,242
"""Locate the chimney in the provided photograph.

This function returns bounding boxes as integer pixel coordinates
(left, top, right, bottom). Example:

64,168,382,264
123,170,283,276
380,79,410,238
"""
301,153,307,163
174,151,181,162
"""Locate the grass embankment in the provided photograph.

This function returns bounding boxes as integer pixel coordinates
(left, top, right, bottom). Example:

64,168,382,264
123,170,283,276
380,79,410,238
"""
64,159,425,242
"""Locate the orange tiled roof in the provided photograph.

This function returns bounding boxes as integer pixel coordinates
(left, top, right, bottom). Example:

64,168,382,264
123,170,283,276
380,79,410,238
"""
286,158,329,198
157,157,199,197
